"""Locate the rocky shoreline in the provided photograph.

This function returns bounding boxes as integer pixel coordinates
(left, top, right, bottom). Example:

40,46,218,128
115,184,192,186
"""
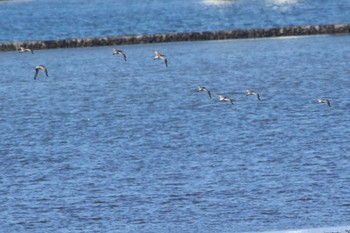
1,24,350,52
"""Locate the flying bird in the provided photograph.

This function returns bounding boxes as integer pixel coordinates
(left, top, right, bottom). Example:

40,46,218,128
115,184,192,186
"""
152,50,168,67
112,48,127,61
18,47,34,54
218,95,235,105
197,86,211,99
34,65,49,80
246,90,261,100
317,98,331,107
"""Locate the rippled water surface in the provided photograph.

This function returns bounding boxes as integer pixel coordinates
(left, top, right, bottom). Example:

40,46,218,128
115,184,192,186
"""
1,0,350,42
0,35,349,232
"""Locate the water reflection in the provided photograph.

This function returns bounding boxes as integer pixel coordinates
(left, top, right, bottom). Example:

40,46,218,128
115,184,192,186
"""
202,0,299,7
202,0,235,6
266,0,299,6
266,0,300,10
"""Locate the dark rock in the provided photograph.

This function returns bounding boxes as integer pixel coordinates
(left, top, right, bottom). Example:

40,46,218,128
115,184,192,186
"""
1,24,350,52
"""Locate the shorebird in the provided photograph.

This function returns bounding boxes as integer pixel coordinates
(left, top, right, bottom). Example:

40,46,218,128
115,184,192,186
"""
112,48,127,61
152,50,168,67
34,65,49,80
18,47,34,54
218,95,235,105
197,86,211,99
317,98,331,107
246,90,261,100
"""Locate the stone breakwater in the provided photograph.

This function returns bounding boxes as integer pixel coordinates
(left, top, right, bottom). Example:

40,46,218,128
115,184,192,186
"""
1,24,350,52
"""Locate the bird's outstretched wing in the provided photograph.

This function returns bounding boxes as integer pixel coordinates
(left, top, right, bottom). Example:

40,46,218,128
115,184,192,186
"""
34,68,39,80
43,66,49,77
162,57,168,67
122,52,127,61
206,90,211,99
153,50,160,56
256,93,261,100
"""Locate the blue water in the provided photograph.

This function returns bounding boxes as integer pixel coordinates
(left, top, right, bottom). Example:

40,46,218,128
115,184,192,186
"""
1,0,350,232
1,0,350,42
0,35,350,232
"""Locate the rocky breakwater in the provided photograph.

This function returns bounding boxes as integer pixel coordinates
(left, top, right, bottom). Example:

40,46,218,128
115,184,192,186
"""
1,24,350,52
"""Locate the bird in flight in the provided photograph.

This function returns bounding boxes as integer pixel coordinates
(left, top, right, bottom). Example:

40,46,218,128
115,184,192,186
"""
246,90,261,100
218,95,235,105
34,65,49,80
197,86,212,99
317,98,331,107
18,47,34,54
152,50,168,67
112,48,127,61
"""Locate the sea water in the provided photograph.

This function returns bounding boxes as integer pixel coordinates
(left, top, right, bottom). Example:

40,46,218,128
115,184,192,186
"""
1,0,350,42
0,35,349,232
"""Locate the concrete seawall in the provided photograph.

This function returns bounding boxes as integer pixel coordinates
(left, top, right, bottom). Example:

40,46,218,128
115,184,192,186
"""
1,24,350,52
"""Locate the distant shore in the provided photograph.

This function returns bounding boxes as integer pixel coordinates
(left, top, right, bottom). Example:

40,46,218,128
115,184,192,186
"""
1,24,350,52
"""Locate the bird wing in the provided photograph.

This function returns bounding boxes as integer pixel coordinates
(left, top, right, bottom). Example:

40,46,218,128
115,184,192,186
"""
256,93,261,100
122,52,127,61
153,50,160,56
205,89,211,98
34,68,39,80
42,66,49,77
162,57,168,67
